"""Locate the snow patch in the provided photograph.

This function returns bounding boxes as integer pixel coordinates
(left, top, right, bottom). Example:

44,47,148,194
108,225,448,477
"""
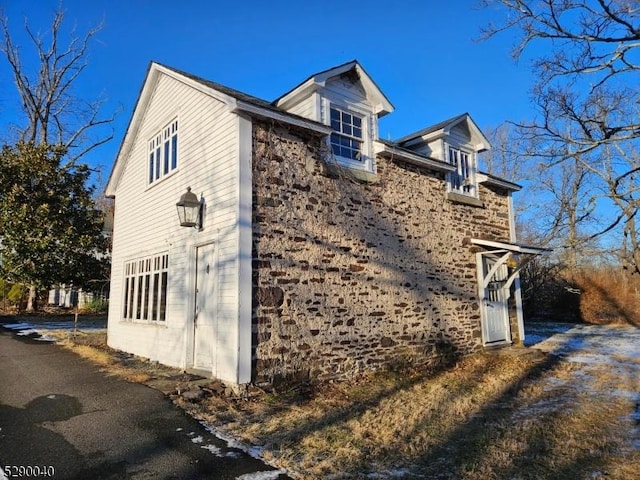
235,470,287,480
525,322,640,452
200,444,223,456
35,335,57,342
2,321,105,342
366,469,412,478
201,422,266,460
16,329,40,336
526,324,640,369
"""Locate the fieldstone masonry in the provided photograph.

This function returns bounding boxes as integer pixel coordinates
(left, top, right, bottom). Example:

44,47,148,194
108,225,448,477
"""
251,121,514,382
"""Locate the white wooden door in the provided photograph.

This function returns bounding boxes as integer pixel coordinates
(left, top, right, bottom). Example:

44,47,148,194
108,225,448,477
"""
193,244,216,371
481,256,510,344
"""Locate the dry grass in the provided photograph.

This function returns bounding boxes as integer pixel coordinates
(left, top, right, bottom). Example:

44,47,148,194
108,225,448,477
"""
50,330,172,384
53,331,640,479
575,268,640,325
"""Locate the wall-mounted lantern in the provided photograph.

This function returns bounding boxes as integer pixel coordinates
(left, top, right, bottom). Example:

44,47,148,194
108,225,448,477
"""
176,187,203,229
506,253,519,269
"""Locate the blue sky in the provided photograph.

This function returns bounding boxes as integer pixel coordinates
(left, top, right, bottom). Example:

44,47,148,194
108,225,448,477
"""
0,0,534,186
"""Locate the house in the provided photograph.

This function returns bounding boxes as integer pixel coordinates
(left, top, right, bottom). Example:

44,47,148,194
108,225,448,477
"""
48,205,113,309
105,60,545,387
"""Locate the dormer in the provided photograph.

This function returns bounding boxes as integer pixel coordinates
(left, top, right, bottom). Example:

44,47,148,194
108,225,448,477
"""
274,61,394,180
396,113,491,202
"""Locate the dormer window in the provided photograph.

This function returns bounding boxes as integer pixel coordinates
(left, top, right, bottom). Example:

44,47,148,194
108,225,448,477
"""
448,146,477,197
330,106,363,161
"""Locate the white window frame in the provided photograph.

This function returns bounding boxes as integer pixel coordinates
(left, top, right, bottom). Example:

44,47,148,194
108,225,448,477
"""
327,102,374,173
148,119,178,185
447,145,477,197
330,106,363,161
123,253,169,322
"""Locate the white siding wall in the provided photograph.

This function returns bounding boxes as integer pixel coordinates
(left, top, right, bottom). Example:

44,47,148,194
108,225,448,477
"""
414,141,439,159
322,77,369,109
107,73,245,383
448,123,473,150
283,94,318,120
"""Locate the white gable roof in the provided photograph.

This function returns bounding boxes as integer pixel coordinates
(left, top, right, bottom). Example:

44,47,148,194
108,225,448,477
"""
105,62,330,197
397,113,491,153
274,60,394,117
105,63,235,197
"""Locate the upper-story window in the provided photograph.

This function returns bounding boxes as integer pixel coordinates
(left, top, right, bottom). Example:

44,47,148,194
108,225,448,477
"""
448,146,477,197
149,119,178,184
330,106,363,161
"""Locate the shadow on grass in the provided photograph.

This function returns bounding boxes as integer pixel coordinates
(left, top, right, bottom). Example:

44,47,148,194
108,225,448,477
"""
407,353,585,479
251,346,639,479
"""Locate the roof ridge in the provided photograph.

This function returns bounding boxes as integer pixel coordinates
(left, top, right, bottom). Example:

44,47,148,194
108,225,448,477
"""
395,112,470,144
271,59,360,106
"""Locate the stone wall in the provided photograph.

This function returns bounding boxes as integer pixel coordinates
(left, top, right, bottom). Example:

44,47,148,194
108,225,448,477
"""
251,121,513,382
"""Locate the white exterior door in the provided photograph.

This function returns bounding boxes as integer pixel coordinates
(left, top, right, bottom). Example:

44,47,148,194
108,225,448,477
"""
481,256,510,345
193,243,216,371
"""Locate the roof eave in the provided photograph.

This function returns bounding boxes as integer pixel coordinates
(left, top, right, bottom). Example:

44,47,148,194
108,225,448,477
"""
353,64,394,115
471,238,551,255
396,113,491,151
274,60,394,116
105,62,160,197
105,63,247,197
375,140,455,173
476,173,521,192
234,101,332,135
273,78,319,110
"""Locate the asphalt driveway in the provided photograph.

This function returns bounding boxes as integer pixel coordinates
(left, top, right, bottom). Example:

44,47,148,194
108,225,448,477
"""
0,326,289,480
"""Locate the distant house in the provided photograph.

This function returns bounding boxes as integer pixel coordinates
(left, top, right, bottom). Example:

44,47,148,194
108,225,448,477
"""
48,203,113,309
105,60,545,386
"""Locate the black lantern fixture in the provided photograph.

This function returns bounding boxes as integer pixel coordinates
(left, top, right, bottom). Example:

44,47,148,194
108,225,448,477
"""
176,187,202,228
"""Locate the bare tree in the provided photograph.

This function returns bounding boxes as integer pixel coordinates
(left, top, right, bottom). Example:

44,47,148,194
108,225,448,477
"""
0,6,115,311
482,123,528,182
482,123,538,223
485,123,601,271
481,0,640,274
539,157,602,274
0,7,115,164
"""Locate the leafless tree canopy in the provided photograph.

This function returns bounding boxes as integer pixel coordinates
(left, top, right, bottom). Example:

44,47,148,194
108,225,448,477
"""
483,0,640,81
0,7,115,311
0,8,115,164
482,0,640,273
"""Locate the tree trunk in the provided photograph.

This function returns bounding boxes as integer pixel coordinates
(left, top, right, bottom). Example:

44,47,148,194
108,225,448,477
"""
26,284,38,312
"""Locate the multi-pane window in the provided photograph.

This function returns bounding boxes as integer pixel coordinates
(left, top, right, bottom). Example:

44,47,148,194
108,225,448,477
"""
123,253,169,322
448,146,475,196
149,119,178,184
330,106,363,161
